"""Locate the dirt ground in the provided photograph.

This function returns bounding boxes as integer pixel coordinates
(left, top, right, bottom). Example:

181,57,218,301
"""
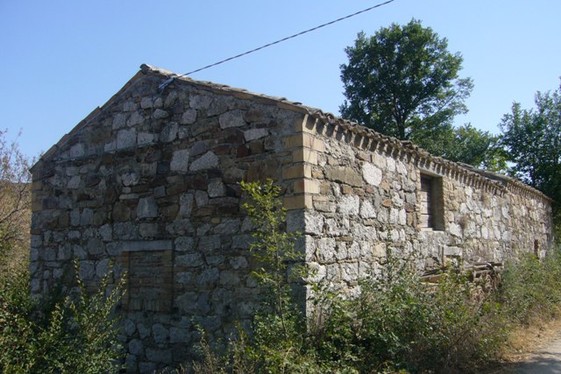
487,318,561,373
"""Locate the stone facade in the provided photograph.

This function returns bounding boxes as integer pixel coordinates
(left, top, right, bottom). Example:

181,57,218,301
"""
30,64,553,372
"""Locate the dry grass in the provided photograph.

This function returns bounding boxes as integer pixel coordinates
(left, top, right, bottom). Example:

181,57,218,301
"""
501,314,561,363
482,309,561,373
0,187,30,273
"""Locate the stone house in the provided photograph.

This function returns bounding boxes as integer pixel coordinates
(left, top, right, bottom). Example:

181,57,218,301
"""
30,64,554,371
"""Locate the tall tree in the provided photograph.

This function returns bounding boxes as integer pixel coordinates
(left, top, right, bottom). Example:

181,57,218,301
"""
500,83,561,225
340,19,473,155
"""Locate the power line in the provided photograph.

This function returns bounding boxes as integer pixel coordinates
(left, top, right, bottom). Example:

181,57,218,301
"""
159,0,396,90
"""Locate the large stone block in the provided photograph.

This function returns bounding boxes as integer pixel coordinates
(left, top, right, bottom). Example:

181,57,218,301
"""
325,166,362,187
190,151,219,171
362,162,382,186
219,109,246,129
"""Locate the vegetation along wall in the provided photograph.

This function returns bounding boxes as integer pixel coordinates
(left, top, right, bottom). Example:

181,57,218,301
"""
29,64,553,372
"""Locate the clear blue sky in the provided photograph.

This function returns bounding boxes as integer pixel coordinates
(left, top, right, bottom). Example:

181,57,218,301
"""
1,0,560,159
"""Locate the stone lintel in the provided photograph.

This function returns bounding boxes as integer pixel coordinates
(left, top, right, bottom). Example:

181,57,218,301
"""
122,240,173,252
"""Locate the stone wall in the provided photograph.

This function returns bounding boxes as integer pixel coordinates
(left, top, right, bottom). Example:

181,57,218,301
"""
297,114,553,296
30,65,553,372
30,65,312,372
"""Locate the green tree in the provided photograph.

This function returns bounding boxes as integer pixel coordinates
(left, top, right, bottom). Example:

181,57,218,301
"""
340,19,473,156
434,124,505,170
499,82,561,225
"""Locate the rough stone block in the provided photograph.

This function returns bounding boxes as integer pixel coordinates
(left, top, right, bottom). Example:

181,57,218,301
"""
160,122,178,143
69,143,85,158
153,109,170,119
338,195,360,215
214,218,240,235
180,109,197,124
152,323,169,344
219,109,246,129
229,256,248,269
190,151,219,171
244,128,269,142
146,348,172,364
325,166,362,187
139,362,157,374
128,111,145,126
170,149,190,173
121,240,173,252
116,128,136,150
170,327,190,344
208,179,226,198
128,339,144,356
137,197,158,219
176,253,204,267
362,162,382,186
360,200,377,219
179,193,194,217
112,113,128,129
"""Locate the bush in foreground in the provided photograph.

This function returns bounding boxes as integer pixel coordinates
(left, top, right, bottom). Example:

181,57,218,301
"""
499,250,561,325
0,262,125,373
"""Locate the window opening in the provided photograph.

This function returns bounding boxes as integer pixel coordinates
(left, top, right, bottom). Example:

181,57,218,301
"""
419,174,444,230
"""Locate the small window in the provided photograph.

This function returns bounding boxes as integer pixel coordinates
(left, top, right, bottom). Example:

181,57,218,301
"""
534,239,539,258
419,174,444,230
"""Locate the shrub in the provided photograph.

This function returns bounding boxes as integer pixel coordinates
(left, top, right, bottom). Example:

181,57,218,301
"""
314,255,505,373
498,249,561,325
0,261,125,373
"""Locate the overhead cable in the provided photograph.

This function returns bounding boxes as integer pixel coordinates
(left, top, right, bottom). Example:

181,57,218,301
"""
159,0,396,90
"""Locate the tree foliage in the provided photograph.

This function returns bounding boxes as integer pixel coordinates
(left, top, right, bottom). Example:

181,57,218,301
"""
435,124,506,170
499,82,561,224
340,19,473,156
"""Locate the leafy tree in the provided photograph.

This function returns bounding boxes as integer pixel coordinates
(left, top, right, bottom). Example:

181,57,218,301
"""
435,124,506,170
499,82,561,224
340,19,473,156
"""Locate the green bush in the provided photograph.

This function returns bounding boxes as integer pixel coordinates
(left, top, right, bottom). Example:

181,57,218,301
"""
313,255,505,373
499,249,561,325
0,261,125,373
237,180,315,373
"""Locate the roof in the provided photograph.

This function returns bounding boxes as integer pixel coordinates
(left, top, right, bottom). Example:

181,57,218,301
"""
31,64,552,203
